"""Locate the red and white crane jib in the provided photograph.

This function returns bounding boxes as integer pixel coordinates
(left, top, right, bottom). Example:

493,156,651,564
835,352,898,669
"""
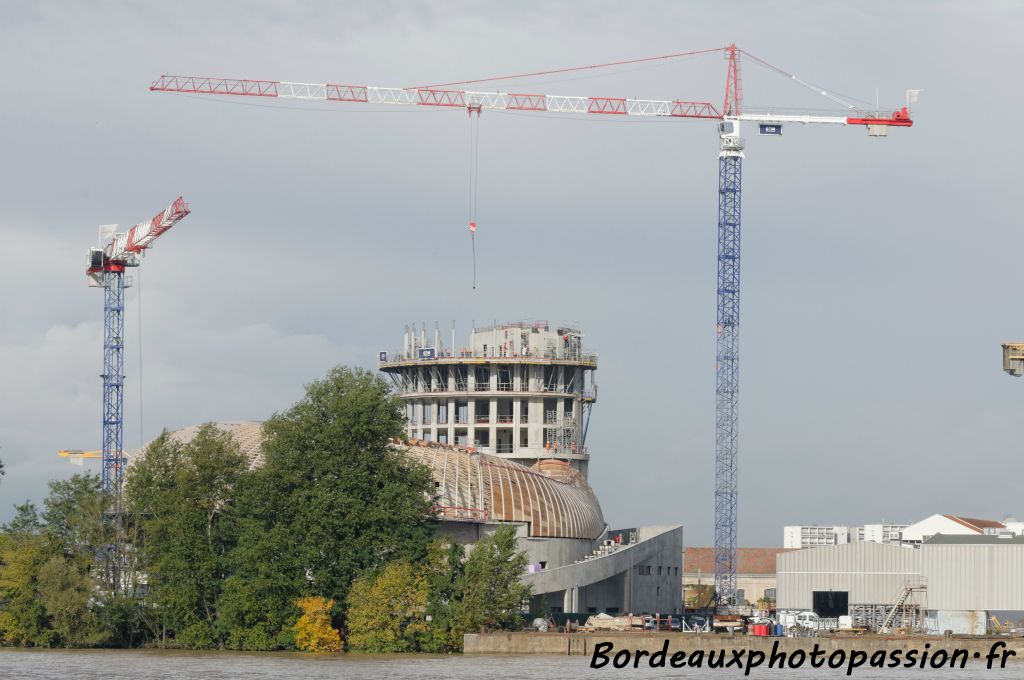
106,196,191,260
150,74,722,119
150,74,914,128
86,197,190,285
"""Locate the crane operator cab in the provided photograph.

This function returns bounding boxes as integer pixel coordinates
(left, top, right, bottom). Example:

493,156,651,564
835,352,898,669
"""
719,119,744,153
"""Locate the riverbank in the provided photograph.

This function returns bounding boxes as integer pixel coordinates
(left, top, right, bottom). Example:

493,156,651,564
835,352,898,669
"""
464,631,1024,659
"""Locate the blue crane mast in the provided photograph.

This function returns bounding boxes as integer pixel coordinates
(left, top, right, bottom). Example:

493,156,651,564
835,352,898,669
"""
713,48,744,608
86,198,190,589
714,122,743,607
86,198,191,493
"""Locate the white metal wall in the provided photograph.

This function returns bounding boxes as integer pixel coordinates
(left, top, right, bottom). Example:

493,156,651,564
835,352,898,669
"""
922,543,1024,610
776,542,920,610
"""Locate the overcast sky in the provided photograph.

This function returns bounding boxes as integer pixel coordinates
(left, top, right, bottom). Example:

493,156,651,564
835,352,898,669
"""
1,1,1022,547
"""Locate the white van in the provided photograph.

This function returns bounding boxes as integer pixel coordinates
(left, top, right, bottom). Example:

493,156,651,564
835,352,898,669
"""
779,611,820,629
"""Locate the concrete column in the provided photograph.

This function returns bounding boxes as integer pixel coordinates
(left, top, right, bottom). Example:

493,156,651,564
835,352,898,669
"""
625,562,633,614
490,396,497,453
448,398,456,444
529,396,542,454
511,400,521,454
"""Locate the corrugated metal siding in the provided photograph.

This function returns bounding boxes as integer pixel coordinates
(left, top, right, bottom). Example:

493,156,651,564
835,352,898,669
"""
922,543,1024,610
777,542,920,610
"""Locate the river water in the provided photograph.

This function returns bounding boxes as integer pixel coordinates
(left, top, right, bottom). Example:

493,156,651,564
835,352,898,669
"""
0,649,1020,679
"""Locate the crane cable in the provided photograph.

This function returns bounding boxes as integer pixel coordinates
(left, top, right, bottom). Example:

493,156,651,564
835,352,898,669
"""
468,107,480,289
411,46,727,89
137,266,145,450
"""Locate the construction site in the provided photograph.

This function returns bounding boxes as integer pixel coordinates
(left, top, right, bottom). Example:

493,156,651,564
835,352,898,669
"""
7,2,1024,665
378,321,597,473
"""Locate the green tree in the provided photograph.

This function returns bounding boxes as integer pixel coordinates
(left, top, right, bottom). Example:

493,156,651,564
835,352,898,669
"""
35,554,108,646
220,366,435,648
421,537,466,653
454,526,531,633
125,425,248,648
346,560,428,652
0,505,52,646
41,474,107,573
0,479,111,648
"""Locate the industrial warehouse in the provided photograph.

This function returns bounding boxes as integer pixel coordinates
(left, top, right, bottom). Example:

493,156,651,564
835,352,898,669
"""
775,525,1024,635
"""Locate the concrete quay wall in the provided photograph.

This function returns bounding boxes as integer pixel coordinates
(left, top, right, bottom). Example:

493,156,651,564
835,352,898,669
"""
464,631,1024,659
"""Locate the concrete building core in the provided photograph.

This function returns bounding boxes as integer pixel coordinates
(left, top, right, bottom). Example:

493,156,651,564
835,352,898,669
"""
378,321,597,477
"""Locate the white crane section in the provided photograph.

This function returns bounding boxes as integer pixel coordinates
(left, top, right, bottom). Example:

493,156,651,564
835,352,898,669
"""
151,74,914,128
86,196,191,286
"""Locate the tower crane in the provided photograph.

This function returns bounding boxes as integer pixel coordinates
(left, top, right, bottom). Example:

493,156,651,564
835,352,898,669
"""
149,45,915,608
86,197,190,493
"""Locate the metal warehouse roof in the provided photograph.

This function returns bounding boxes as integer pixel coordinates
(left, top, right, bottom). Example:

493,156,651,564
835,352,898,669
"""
925,534,1024,545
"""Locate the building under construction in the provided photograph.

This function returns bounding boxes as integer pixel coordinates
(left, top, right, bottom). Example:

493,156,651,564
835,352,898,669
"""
378,321,597,476
128,322,682,617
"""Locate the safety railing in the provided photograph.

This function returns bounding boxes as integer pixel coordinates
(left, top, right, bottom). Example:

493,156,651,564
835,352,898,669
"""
379,349,598,363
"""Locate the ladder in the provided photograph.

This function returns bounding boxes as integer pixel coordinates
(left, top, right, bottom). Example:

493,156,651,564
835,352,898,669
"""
879,583,925,632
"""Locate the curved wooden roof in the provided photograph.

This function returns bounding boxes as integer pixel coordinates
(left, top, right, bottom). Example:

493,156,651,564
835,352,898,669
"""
402,443,604,540
133,423,604,541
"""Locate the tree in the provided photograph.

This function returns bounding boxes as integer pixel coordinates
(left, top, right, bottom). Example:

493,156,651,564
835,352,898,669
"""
0,480,111,648
35,554,108,647
292,597,342,652
346,560,428,652
220,366,435,647
420,538,466,653
0,505,51,646
41,474,107,573
454,526,531,633
125,425,248,648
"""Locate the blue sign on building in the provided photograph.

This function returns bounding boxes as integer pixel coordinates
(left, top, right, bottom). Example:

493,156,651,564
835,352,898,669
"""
759,124,783,136
379,351,387,362
418,348,436,360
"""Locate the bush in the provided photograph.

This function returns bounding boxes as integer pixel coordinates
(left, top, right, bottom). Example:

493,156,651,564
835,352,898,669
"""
292,597,342,652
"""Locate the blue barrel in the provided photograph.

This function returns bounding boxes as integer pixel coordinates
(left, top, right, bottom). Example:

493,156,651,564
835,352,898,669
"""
775,624,783,636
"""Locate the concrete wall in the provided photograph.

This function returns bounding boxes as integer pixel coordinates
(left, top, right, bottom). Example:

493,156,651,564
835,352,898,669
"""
927,610,988,636
524,525,682,616
464,631,1024,657
777,542,920,611
520,535,596,571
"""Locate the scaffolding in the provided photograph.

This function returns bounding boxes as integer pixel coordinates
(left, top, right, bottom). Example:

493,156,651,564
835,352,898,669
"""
544,410,582,457
852,580,927,632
